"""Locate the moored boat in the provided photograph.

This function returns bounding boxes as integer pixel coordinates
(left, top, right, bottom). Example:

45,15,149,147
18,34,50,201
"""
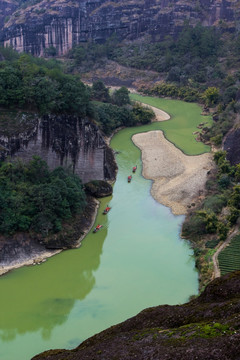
103,206,111,215
93,224,103,233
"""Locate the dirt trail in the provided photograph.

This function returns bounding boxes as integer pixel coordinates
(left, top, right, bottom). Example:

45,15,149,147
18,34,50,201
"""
134,101,170,122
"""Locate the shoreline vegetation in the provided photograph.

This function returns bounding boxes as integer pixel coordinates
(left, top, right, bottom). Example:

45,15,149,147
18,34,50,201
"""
0,196,99,276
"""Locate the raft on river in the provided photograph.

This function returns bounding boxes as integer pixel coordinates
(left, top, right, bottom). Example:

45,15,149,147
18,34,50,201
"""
103,206,111,215
93,224,103,233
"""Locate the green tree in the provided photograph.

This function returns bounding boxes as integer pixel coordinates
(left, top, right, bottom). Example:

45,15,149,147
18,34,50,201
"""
91,80,110,103
0,159,86,236
228,185,240,209
203,87,220,106
112,86,130,106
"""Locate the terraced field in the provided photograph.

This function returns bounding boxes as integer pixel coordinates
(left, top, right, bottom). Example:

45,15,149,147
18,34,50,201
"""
219,235,240,275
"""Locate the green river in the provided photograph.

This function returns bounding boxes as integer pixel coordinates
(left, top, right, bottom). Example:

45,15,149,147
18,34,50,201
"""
0,97,210,360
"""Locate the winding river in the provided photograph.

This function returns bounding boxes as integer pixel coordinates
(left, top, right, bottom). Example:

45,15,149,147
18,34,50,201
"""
0,98,208,360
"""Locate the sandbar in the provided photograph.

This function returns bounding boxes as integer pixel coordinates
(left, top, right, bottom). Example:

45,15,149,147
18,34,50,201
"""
132,108,213,215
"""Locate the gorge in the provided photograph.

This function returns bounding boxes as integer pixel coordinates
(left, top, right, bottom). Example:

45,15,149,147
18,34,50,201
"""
0,2,239,356
0,96,216,360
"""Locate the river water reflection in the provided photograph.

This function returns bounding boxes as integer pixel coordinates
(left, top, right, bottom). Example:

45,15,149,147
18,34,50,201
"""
0,121,198,360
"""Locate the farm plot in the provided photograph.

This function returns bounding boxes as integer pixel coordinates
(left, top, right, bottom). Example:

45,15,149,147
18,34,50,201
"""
219,234,240,276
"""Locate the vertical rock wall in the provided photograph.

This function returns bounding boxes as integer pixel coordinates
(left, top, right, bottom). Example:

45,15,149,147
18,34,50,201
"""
0,114,117,183
223,128,240,166
2,0,237,56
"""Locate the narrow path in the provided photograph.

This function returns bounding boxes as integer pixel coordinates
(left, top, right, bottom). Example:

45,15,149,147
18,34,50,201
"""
135,101,170,122
212,226,239,278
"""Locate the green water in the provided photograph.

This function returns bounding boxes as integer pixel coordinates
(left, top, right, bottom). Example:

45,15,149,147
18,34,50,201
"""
130,94,212,155
0,99,203,360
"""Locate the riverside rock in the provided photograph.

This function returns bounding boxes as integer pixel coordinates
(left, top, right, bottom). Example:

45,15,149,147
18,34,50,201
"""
224,128,240,166
84,180,113,198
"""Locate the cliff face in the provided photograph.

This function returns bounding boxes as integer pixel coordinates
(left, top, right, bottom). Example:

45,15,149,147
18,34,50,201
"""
0,113,117,183
1,0,238,56
33,271,240,360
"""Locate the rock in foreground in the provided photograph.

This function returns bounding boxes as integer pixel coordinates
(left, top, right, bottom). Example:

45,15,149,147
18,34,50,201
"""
33,271,240,360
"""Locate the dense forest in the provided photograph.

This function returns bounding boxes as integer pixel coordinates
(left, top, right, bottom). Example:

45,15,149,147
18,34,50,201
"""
0,47,154,135
0,157,86,236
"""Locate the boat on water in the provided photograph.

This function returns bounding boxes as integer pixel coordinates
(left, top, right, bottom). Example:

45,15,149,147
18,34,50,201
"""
128,175,132,183
93,224,103,233
132,165,137,173
103,206,111,215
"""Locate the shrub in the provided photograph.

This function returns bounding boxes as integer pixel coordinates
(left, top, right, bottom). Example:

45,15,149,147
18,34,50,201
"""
218,174,231,189
227,207,240,225
210,134,222,146
112,87,130,106
182,215,207,238
213,150,226,165
203,194,227,214
217,222,229,241
206,238,220,249
197,210,218,234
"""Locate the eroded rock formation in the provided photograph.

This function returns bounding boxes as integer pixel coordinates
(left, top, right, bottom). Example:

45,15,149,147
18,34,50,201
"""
0,113,117,183
224,128,240,166
1,0,238,56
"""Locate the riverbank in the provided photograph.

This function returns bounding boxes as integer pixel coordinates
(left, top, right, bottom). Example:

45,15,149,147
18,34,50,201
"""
0,196,99,276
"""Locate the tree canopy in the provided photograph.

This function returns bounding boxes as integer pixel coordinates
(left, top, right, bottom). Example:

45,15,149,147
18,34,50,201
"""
0,157,86,236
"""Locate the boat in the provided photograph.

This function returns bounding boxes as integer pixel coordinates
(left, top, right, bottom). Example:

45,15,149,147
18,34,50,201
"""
93,224,103,233
128,175,132,183
103,206,111,215
132,165,137,173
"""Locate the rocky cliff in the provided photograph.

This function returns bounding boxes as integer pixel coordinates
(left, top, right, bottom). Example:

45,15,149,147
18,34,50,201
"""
224,128,240,166
33,270,240,360
0,112,117,183
1,0,239,56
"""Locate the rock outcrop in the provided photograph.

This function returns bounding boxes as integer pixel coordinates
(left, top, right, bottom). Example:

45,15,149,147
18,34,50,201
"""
33,270,240,360
224,128,240,166
1,0,239,56
84,180,113,198
0,113,117,183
